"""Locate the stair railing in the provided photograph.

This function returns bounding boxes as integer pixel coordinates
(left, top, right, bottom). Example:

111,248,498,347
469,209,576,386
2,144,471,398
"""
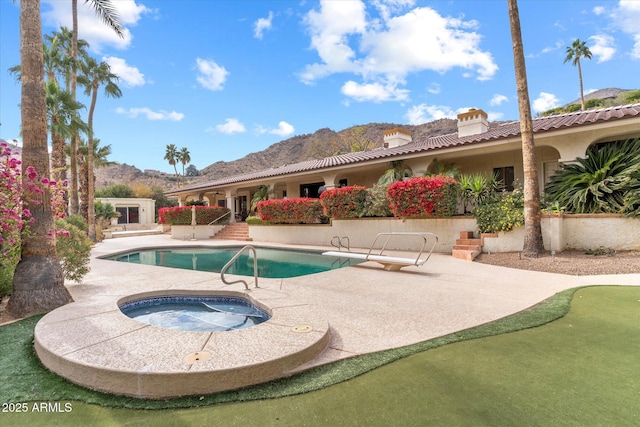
220,245,259,290
208,210,231,226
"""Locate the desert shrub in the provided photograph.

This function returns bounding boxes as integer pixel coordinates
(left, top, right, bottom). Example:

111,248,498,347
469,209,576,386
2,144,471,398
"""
387,176,458,218
361,184,393,217
158,206,231,225
458,173,501,213
64,214,88,232
474,187,525,233
320,186,367,219
257,198,323,224
55,218,93,283
95,184,134,198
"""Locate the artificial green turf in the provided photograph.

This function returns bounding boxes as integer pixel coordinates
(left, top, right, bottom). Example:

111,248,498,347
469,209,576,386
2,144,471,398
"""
2,286,639,426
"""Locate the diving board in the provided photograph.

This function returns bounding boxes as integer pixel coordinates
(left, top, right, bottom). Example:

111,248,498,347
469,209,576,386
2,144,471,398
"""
322,232,438,271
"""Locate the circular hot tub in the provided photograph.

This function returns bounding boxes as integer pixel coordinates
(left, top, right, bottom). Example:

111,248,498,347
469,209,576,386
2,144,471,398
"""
119,295,271,332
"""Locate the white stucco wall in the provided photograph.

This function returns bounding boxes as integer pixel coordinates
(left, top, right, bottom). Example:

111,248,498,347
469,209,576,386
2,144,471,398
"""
171,225,224,240
96,197,156,225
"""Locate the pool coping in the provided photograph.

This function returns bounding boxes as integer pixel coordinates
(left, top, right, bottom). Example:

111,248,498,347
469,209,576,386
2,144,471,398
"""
34,235,640,399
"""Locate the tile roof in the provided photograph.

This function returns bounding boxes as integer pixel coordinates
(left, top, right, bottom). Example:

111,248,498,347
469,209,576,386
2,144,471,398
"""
169,103,640,194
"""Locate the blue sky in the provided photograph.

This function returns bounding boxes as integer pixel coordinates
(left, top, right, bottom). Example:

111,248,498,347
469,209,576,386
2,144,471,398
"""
1,0,639,173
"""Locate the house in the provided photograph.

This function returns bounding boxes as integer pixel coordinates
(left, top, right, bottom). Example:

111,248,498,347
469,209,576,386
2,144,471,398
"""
165,104,640,222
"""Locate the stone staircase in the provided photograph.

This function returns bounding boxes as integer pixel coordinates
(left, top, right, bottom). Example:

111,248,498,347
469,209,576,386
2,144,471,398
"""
211,222,252,241
452,231,483,261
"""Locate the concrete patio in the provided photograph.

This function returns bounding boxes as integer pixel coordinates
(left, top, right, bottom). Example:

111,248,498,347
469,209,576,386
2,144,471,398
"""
33,234,640,399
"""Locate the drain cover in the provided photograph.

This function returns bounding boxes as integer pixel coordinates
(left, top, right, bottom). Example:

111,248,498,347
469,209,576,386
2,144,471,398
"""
291,325,313,333
183,351,212,363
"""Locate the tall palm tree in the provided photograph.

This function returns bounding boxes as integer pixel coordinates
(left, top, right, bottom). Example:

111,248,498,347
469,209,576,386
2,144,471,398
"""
564,39,593,111
165,144,179,178
8,0,72,317
78,57,122,242
507,0,544,257
177,147,191,177
77,138,115,221
45,80,86,185
70,1,123,215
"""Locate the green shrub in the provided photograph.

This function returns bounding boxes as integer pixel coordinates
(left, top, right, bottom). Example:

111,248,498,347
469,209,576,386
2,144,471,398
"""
362,184,393,217
64,214,88,232
320,186,368,219
245,216,263,225
158,206,231,225
387,176,458,218
474,188,525,233
55,218,93,283
257,198,323,224
94,184,134,198
185,199,206,206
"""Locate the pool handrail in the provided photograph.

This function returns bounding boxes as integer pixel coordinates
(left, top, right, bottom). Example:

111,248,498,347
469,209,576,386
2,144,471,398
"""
220,245,259,290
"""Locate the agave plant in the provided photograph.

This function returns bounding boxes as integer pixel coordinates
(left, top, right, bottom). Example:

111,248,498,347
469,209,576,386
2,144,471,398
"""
544,139,640,216
458,172,501,213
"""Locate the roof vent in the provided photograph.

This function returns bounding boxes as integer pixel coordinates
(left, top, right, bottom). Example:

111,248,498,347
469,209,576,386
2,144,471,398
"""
383,128,412,148
457,108,488,137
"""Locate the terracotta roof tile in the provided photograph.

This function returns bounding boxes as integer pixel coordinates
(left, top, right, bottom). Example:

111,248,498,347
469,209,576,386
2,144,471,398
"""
170,103,640,194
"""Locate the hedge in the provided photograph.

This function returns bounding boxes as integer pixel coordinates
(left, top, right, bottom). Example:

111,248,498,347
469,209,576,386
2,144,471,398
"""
257,198,323,224
158,206,231,225
387,176,457,218
320,186,368,219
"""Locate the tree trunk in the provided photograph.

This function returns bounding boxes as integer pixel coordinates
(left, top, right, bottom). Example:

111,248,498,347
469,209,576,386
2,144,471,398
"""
507,0,544,257
577,59,585,111
87,86,98,242
8,0,72,317
69,0,80,215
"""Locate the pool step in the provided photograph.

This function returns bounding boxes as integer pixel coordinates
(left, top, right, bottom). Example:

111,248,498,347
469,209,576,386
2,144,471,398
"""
211,222,252,241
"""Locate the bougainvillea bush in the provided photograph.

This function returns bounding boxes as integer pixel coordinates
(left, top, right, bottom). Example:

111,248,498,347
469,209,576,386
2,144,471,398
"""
257,198,323,224
387,176,458,218
158,206,231,225
320,186,368,219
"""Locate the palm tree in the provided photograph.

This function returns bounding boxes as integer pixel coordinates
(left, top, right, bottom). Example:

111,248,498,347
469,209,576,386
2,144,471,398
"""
377,160,413,186
46,80,86,185
507,0,544,257
70,1,123,215
164,144,179,178
77,138,115,221
8,0,72,317
564,39,593,111
177,146,191,177
78,57,122,242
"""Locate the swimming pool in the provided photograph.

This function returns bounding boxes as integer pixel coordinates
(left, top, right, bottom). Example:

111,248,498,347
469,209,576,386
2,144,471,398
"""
104,246,364,278
119,295,271,332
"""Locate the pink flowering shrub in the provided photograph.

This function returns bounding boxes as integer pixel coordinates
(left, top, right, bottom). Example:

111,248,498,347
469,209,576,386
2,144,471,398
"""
257,198,323,224
320,186,368,219
387,176,458,218
158,206,231,225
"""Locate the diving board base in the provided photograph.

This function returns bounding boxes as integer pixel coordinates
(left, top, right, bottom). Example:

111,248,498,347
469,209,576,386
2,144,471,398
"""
322,251,426,271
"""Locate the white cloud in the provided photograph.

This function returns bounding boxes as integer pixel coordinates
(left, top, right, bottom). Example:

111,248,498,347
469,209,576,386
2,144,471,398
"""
116,107,184,121
300,1,497,103
254,11,274,39
487,111,504,121
216,118,246,134
532,92,561,113
42,0,151,52
593,6,605,16
341,80,409,102
405,104,458,125
103,56,145,87
609,0,640,59
195,58,229,91
268,121,295,137
490,94,508,106
426,82,440,94
589,34,616,62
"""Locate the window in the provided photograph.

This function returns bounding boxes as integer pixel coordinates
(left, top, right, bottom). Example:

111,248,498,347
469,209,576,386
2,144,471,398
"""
493,166,515,191
116,206,139,224
300,182,325,198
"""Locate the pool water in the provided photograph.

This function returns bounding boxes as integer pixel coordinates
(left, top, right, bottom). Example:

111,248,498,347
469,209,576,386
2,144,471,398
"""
104,246,363,278
119,295,270,332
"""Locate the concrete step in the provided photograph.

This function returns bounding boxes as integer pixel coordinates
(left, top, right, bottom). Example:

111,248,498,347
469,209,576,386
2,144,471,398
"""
456,238,482,246
211,223,252,241
453,244,482,251
452,248,482,261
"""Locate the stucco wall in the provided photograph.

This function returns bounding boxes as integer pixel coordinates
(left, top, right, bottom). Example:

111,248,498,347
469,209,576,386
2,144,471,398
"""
249,217,477,252
171,225,224,240
249,215,640,253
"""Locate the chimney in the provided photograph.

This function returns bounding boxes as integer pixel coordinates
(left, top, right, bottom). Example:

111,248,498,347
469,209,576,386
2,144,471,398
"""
383,128,412,148
457,108,488,137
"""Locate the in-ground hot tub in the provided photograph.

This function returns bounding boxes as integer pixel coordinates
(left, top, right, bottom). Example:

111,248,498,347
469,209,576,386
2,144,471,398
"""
34,290,330,399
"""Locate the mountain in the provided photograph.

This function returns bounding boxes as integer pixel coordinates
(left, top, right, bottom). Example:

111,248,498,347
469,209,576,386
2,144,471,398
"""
96,119,459,192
